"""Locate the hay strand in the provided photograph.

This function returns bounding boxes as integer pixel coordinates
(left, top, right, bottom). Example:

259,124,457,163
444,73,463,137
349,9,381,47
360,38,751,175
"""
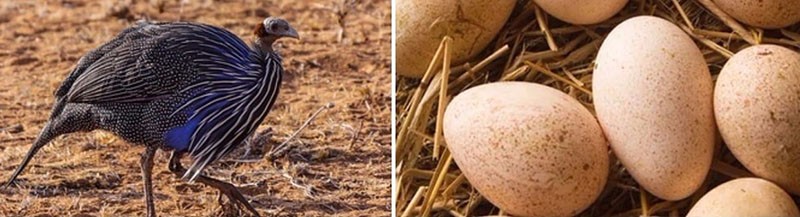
395,0,800,216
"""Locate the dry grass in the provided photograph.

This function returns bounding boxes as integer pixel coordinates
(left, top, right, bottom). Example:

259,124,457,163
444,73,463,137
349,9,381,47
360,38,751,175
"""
0,0,390,216
395,0,800,216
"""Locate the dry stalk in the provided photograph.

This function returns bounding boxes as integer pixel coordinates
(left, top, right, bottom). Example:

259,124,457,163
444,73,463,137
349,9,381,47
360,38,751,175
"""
395,0,800,216
533,3,558,51
268,102,335,159
695,0,758,44
432,36,453,160
396,37,447,162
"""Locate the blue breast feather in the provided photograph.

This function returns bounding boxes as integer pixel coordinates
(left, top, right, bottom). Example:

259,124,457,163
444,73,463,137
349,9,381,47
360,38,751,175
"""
161,24,260,151
165,92,229,151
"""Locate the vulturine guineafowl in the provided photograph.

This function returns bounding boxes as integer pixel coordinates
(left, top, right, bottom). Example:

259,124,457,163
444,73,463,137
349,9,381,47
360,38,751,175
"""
4,17,299,217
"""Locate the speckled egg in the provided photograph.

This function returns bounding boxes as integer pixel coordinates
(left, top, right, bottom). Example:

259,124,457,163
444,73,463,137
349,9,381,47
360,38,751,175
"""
397,0,516,78
687,178,800,217
713,0,800,29
593,16,715,200
443,82,608,217
533,0,628,25
714,44,800,195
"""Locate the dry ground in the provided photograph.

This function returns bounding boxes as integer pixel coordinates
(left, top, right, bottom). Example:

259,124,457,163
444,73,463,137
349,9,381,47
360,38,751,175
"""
0,0,391,216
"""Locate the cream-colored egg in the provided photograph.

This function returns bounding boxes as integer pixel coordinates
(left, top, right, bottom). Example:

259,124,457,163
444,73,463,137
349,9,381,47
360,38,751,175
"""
396,0,515,78
444,82,608,217
687,178,800,217
533,0,628,25
593,16,715,200
714,44,800,195
713,0,800,29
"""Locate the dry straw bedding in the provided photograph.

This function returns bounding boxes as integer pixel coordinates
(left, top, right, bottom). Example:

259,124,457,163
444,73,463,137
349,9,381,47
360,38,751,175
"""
395,0,800,216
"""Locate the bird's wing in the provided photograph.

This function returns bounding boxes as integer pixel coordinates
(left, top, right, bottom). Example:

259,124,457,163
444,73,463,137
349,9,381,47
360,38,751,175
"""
54,22,146,100
61,22,197,104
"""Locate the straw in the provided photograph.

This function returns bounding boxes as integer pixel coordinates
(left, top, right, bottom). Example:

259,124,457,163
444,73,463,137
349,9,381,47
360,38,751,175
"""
395,0,800,216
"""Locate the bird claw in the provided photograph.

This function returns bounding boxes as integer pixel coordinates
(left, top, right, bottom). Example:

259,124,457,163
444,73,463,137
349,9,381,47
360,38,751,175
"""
3,180,19,189
216,189,261,217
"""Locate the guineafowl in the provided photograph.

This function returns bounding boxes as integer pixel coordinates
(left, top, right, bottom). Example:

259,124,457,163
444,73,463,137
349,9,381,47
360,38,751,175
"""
5,17,299,217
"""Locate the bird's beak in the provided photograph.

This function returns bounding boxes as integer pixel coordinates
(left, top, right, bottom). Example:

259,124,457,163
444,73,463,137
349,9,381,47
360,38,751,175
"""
284,27,300,40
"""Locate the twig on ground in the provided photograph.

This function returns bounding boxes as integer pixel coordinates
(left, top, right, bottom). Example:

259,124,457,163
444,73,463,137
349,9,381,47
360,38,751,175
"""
281,171,318,199
268,102,335,160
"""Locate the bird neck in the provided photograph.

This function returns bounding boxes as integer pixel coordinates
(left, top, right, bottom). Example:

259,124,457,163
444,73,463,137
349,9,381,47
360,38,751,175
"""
253,36,278,53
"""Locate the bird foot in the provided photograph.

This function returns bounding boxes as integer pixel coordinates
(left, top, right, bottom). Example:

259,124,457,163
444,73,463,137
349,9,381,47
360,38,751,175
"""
217,195,242,217
3,179,19,189
216,189,261,217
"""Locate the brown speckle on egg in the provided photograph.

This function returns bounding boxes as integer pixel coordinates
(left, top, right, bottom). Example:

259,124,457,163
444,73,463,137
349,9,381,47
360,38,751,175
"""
713,0,800,29
533,0,628,25
687,178,800,216
396,0,515,78
593,16,716,201
714,44,800,195
443,82,608,217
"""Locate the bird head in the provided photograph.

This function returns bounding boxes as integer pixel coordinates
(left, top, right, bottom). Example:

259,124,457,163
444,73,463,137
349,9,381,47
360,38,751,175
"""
253,17,299,51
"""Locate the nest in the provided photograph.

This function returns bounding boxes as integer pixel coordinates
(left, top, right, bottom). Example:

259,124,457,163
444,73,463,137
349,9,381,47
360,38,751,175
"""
394,0,800,216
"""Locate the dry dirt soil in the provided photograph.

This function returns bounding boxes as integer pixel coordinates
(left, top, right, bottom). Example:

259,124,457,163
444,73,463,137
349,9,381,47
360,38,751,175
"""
0,0,391,216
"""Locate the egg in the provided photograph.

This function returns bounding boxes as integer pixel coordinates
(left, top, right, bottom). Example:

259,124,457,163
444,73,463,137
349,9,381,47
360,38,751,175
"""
533,0,628,25
593,16,715,200
443,82,608,217
714,44,800,195
713,0,800,29
687,178,800,217
396,0,515,78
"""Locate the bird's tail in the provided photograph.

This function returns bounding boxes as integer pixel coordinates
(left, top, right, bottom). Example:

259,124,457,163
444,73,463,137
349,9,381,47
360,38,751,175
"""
4,122,59,188
5,104,94,188
181,154,215,183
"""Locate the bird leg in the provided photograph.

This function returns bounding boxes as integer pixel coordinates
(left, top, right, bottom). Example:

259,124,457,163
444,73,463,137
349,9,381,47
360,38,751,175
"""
168,151,261,217
140,146,158,217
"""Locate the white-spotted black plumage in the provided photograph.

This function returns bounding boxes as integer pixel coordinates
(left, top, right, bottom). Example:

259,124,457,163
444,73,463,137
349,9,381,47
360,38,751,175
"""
6,17,299,217
50,20,286,181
